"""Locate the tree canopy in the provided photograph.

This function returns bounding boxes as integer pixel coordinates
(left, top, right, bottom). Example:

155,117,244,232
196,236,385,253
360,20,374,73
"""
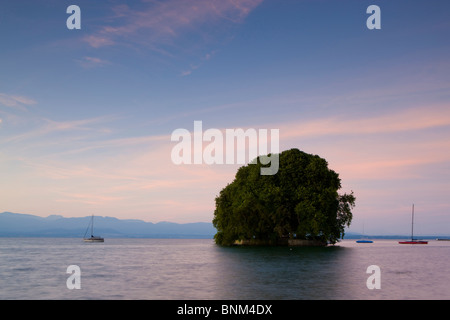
212,148,355,246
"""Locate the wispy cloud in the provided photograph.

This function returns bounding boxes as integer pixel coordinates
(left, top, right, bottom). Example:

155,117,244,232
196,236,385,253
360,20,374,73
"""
5,129,229,222
0,93,36,110
180,70,192,77
3,103,449,223
279,104,450,139
84,0,263,49
77,56,111,68
83,35,115,48
180,64,200,77
275,104,450,182
55,192,127,206
1,114,119,144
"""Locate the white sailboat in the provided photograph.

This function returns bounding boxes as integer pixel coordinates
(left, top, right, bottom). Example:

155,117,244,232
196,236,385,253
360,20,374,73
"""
83,214,104,242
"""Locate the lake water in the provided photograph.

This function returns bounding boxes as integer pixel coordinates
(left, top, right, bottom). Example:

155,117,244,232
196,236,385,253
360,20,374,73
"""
0,238,449,300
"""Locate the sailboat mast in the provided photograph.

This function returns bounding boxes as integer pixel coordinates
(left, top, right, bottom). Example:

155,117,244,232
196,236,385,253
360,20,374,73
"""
398,204,427,244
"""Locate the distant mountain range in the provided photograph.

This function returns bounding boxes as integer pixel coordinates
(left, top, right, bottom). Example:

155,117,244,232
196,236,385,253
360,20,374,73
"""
1,212,445,240
0,212,216,239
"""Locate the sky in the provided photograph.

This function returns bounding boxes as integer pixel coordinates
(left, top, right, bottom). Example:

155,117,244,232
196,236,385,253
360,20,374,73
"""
1,0,449,236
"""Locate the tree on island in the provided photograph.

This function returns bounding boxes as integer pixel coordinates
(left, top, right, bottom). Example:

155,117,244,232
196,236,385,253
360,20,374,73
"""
212,148,355,246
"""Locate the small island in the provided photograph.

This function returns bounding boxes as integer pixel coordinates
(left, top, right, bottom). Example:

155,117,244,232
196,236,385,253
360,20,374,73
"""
212,148,355,246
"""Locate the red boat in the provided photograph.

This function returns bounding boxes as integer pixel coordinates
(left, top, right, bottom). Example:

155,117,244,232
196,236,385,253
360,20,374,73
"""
399,240,428,244
399,204,428,245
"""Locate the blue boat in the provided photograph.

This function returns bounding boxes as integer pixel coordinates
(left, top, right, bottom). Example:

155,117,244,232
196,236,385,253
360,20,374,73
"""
356,222,373,243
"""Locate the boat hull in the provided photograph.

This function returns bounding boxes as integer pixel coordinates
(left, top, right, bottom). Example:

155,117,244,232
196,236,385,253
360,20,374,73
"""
356,240,373,243
83,237,104,242
398,241,427,244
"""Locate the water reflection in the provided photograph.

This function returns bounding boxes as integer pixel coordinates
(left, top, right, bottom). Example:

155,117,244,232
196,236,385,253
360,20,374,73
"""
212,245,352,299
1,238,449,299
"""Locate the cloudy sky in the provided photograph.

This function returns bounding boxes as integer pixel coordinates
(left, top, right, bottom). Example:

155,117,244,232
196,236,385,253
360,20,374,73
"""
1,0,449,235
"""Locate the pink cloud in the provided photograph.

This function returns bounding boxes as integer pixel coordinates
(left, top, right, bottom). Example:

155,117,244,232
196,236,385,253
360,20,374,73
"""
55,192,127,206
77,56,111,68
279,104,450,139
83,35,115,48
0,93,36,110
5,129,234,222
85,0,263,48
274,104,450,183
5,102,449,224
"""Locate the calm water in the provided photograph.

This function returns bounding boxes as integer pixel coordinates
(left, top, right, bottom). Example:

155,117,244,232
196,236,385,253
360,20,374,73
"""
0,238,449,300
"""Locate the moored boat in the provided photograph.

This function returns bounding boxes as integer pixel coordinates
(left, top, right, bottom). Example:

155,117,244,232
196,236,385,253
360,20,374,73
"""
399,204,427,245
398,240,427,244
83,214,104,242
356,222,373,243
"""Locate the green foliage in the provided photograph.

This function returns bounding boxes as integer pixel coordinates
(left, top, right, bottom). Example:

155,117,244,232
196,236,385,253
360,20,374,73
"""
212,148,355,246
